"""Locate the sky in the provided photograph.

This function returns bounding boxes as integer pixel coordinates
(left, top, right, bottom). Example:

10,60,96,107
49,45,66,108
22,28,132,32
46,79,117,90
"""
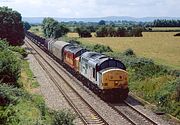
0,0,180,18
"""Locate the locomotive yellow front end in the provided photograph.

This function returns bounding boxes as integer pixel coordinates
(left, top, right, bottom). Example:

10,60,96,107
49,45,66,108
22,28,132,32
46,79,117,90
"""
100,69,128,90
99,68,129,101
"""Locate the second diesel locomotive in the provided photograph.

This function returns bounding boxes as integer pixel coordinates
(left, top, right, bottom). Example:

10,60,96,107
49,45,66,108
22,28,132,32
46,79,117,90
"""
25,31,129,101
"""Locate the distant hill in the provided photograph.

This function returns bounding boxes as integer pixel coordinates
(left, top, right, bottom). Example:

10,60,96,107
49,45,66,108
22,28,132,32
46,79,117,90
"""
23,16,180,24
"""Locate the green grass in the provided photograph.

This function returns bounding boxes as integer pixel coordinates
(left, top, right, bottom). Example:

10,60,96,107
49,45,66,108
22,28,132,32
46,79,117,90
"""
129,73,180,119
19,60,39,90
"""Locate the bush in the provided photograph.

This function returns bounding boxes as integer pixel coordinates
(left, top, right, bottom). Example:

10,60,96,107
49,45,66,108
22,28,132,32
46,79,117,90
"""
0,49,21,84
52,110,75,125
0,84,28,106
0,40,9,51
154,78,180,118
92,44,113,53
9,46,28,58
174,33,180,36
123,48,136,56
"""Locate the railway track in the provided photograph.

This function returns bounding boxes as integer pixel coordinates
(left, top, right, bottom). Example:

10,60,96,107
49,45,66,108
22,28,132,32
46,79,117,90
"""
25,38,109,125
109,101,158,125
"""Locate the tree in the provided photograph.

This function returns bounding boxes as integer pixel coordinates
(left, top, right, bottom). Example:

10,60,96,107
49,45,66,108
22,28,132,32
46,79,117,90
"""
96,26,108,37
131,27,143,37
98,20,106,25
23,21,31,30
0,7,25,46
116,27,126,37
42,17,69,38
75,26,92,37
107,26,116,37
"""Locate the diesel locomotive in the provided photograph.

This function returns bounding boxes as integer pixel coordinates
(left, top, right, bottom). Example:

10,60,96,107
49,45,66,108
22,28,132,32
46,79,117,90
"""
25,31,129,101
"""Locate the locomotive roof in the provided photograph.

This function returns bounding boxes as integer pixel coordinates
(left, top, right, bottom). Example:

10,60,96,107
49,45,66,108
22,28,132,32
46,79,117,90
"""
53,40,69,47
81,51,126,70
64,44,85,54
81,52,109,65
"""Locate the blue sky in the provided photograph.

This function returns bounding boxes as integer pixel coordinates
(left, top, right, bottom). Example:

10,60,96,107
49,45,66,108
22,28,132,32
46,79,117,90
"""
0,0,180,18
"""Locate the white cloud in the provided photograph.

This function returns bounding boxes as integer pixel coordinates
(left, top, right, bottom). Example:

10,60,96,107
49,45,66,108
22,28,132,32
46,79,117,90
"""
0,0,179,17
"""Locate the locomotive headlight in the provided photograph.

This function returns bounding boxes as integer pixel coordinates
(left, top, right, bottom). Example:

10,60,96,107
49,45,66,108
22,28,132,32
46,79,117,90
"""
114,81,118,86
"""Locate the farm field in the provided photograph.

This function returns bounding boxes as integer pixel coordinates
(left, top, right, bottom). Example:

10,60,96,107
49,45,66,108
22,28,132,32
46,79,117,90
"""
152,27,180,31
68,32,180,69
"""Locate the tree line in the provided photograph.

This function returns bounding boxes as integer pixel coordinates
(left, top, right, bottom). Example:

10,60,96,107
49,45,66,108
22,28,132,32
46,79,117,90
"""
153,19,180,27
75,26,143,37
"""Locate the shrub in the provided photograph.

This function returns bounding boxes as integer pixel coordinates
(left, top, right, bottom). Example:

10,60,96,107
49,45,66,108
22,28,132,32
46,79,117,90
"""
9,46,28,58
0,40,9,51
122,48,136,56
0,84,29,106
92,44,113,53
52,110,75,125
154,78,180,118
174,33,180,36
0,49,21,84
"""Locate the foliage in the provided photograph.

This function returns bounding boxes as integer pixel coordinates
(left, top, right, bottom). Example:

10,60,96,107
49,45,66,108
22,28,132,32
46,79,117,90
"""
75,27,92,37
0,7,25,46
0,40,9,50
0,84,53,125
92,44,113,53
9,46,28,58
122,48,136,56
0,49,21,84
0,84,28,106
84,44,113,53
23,21,31,30
52,110,75,125
153,19,180,27
42,17,69,38
0,40,26,84
174,33,180,36
96,26,108,37
98,20,106,25
116,27,126,37
96,26,143,37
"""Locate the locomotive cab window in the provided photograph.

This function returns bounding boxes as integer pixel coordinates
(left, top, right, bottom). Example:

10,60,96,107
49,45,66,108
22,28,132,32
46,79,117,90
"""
93,68,95,78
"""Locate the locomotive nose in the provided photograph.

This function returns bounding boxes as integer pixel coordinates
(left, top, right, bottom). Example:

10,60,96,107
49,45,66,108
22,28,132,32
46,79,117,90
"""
101,69,128,89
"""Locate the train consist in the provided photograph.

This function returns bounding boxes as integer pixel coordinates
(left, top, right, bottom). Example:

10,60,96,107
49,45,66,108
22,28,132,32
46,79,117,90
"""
25,31,129,101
